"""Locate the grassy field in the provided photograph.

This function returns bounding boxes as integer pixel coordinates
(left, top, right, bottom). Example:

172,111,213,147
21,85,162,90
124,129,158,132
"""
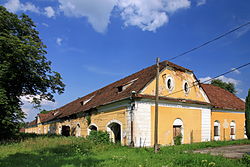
0,136,250,167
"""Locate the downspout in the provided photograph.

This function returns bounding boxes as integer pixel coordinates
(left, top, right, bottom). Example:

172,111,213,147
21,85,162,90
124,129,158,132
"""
129,91,136,147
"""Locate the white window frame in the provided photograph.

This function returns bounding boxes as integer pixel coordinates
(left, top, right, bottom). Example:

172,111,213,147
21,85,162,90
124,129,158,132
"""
214,121,220,141
166,75,175,92
183,80,190,95
230,121,236,140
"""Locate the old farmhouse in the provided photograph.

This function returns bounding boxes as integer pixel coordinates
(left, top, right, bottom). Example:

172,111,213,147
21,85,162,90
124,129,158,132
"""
25,61,246,147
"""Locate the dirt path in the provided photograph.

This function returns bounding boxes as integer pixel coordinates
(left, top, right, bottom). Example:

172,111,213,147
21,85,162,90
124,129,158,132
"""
193,144,250,159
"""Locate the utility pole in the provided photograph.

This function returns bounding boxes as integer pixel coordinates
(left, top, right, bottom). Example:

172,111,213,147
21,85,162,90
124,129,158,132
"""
154,57,160,153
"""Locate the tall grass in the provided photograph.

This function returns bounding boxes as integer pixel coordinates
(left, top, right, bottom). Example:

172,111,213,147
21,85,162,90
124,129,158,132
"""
0,136,249,167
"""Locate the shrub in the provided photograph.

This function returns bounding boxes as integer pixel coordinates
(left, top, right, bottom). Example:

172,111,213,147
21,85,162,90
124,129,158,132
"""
242,153,250,166
87,130,110,144
173,134,182,145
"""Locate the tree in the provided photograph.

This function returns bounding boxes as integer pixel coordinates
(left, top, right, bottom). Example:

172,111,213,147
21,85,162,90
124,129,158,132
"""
245,89,250,139
0,6,65,140
211,79,237,94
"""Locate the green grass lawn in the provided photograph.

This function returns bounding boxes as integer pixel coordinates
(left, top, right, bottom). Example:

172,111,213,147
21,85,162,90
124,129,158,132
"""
0,136,250,167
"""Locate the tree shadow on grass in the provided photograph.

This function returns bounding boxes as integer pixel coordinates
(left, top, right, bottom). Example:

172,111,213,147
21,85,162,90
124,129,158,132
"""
0,144,103,167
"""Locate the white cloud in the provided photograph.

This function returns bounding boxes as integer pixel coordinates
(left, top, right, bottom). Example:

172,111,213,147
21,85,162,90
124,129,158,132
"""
42,23,49,27
197,0,206,6
217,76,240,86
44,6,55,18
58,0,116,33
199,76,212,83
199,76,240,86
4,0,40,13
58,0,191,33
118,0,191,32
21,95,57,106
231,68,241,74
56,37,63,45
21,95,57,122
234,25,250,38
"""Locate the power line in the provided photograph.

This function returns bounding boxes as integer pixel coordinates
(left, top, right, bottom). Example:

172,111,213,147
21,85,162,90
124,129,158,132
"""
168,21,250,61
166,61,250,96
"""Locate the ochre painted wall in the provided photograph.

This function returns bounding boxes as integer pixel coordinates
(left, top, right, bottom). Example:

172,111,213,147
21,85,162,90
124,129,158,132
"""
141,68,207,102
25,107,128,145
151,106,202,146
25,126,38,133
211,111,245,140
90,107,127,145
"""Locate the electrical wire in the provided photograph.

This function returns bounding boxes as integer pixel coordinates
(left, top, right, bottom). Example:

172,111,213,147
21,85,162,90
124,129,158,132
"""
168,21,250,61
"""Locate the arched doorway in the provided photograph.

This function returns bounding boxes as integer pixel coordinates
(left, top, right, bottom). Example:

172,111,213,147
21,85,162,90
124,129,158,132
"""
88,124,98,135
107,121,121,143
173,118,184,144
76,124,81,137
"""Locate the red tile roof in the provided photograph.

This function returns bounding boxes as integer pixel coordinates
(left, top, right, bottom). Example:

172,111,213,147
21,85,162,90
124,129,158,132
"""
34,61,194,123
201,84,245,111
27,119,37,127
56,61,193,119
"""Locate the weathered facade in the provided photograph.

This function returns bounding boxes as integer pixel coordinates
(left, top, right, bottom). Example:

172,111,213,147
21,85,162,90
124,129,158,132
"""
25,61,246,147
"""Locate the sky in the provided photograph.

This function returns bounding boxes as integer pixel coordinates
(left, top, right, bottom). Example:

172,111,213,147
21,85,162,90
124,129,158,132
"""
1,0,250,122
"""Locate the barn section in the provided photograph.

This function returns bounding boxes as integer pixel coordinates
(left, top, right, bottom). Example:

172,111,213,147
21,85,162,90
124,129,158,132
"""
201,84,246,140
25,60,246,147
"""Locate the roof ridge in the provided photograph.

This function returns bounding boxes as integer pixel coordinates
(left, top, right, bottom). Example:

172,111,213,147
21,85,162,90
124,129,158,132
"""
38,60,192,122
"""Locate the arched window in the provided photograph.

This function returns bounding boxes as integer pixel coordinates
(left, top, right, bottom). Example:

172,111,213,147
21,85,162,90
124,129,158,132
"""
214,121,220,140
166,76,174,91
173,118,184,143
183,81,190,95
230,121,236,140
106,120,122,143
88,124,98,135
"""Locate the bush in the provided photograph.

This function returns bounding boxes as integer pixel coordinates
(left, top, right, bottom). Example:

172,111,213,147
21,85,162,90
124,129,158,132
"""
87,130,110,144
173,134,182,145
0,133,61,144
242,153,250,166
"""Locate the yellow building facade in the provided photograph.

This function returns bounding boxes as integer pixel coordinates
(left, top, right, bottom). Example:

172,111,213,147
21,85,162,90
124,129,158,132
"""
25,61,246,147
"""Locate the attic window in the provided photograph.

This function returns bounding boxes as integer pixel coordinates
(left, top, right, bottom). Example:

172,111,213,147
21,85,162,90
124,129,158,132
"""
53,111,59,116
166,76,174,91
117,78,138,93
183,81,190,94
117,86,123,92
80,96,95,106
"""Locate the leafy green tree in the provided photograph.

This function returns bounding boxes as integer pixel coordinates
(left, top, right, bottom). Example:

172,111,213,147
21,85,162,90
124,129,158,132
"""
0,6,65,139
245,89,250,139
211,79,237,94
39,109,53,114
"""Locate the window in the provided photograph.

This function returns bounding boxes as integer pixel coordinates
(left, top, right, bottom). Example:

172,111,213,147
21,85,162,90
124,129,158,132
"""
80,95,95,106
230,121,236,139
214,126,219,136
173,125,182,137
214,121,220,140
117,78,138,93
166,76,174,91
183,81,189,94
230,126,235,135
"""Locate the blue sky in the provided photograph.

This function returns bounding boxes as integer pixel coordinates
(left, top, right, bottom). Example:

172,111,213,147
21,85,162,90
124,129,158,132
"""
1,0,250,121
